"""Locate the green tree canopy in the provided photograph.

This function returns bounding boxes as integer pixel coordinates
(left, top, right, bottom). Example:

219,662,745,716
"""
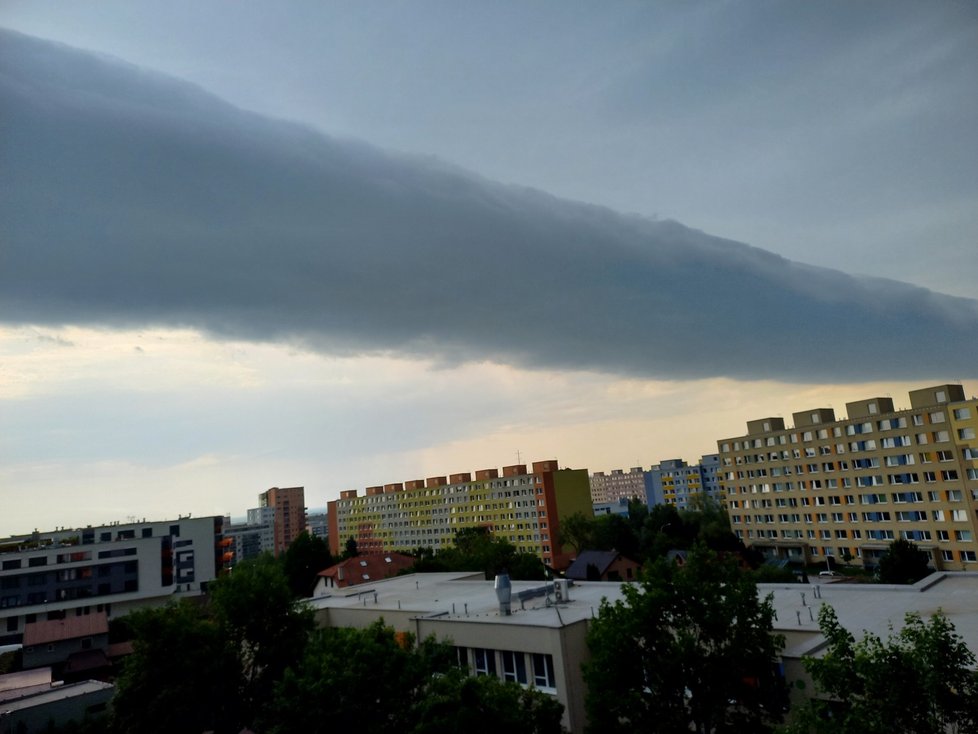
283,530,334,597
208,552,314,719
268,621,564,734
584,545,787,734
876,538,932,584
792,606,978,734
112,600,243,734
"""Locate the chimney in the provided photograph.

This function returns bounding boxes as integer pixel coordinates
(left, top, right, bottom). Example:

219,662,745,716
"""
494,572,512,616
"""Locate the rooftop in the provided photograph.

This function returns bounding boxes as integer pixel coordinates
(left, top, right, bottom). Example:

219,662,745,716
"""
309,572,626,627
309,571,978,662
762,572,978,660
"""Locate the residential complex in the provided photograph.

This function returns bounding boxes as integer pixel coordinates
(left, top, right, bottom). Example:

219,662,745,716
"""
644,455,721,509
588,467,645,505
327,460,591,570
259,486,306,555
0,516,224,646
718,384,978,571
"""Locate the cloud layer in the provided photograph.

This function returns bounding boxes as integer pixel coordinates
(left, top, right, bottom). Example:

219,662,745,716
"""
2,29,976,382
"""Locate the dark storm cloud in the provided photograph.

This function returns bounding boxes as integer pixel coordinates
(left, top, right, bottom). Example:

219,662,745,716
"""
2,29,976,382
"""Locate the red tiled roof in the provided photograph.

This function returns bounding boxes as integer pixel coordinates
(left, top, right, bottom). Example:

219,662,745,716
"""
317,552,415,587
23,612,109,646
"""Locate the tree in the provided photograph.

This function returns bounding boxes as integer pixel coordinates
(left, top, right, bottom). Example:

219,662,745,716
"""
208,553,314,724
584,545,787,734
268,621,434,734
112,601,243,734
793,605,978,734
876,538,932,584
269,621,565,734
557,511,596,555
343,535,359,559
411,668,565,734
283,530,334,597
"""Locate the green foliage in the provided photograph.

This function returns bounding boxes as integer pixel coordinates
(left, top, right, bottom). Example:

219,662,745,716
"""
208,553,314,718
343,535,359,559
585,545,787,734
876,538,932,585
560,497,746,567
791,606,978,734
283,530,334,597
114,554,314,732
268,621,564,734
267,621,432,734
112,600,243,734
408,526,546,580
411,669,565,734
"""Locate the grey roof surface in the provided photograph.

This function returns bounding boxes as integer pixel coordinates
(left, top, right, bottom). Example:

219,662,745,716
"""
308,571,978,660
565,550,621,579
309,572,627,627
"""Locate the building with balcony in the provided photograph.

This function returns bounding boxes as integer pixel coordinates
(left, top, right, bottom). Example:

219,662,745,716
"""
588,467,646,505
259,486,306,555
0,516,224,646
718,384,978,570
327,460,591,571
643,454,721,510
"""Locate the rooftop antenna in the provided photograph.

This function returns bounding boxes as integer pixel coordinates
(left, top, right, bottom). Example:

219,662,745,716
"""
516,449,522,465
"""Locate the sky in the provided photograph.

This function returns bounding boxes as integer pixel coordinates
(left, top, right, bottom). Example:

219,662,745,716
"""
1,1,977,535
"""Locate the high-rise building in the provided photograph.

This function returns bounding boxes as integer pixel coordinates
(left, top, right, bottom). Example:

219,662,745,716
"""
643,455,721,509
589,468,646,505
327,460,591,570
718,384,978,571
259,486,306,556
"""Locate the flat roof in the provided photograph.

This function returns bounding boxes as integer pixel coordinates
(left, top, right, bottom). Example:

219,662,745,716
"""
0,680,113,712
762,572,978,660
308,572,628,628
310,571,978,661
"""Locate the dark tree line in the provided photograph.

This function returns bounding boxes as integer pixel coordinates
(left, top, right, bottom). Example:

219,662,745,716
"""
108,551,563,734
406,526,548,580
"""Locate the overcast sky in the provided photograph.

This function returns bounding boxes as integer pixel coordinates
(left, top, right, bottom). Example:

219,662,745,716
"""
1,1,976,535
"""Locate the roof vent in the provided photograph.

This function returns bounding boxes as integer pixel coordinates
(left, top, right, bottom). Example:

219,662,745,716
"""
494,572,512,616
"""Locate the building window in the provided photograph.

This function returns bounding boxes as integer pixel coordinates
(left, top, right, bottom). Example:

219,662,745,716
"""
473,648,496,676
532,653,557,690
502,650,528,684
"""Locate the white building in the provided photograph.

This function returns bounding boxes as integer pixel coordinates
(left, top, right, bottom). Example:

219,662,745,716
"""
0,516,224,646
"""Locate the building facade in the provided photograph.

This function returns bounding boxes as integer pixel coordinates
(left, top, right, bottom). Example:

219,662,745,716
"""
718,384,978,571
327,460,591,571
0,516,224,646
644,454,721,509
589,468,646,505
259,486,306,555
222,506,275,566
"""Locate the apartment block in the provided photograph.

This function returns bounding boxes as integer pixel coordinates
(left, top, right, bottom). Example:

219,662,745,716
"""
589,467,646,505
0,516,224,645
259,486,306,555
222,507,275,565
644,454,721,510
718,384,978,570
327,460,591,571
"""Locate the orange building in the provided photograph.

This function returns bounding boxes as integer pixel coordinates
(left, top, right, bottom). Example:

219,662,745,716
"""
259,486,306,555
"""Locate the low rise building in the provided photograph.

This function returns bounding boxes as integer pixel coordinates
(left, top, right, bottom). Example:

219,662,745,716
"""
313,552,415,593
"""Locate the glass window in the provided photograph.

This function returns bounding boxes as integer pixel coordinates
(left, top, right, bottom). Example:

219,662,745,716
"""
502,650,528,684
532,653,556,689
